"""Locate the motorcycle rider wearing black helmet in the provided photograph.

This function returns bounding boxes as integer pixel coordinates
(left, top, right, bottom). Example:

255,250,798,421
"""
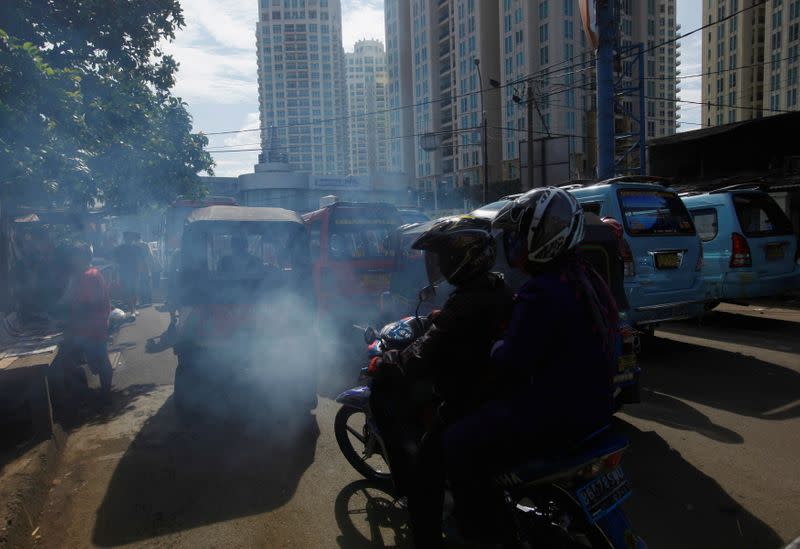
443,187,620,545
371,214,513,548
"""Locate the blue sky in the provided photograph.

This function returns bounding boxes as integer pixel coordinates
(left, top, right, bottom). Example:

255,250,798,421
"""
164,0,702,176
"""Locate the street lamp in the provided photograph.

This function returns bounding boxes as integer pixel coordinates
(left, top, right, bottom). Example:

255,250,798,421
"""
474,58,488,204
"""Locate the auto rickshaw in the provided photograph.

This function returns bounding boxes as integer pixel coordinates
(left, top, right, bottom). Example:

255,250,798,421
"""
172,205,315,421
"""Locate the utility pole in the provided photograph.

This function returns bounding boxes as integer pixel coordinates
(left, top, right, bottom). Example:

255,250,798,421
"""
520,82,550,189
596,0,616,179
475,58,489,204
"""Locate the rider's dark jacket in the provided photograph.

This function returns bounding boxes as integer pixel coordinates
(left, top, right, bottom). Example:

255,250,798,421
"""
398,272,514,421
491,264,616,440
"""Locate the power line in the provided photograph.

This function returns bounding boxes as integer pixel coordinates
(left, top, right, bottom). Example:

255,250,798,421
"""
200,2,765,141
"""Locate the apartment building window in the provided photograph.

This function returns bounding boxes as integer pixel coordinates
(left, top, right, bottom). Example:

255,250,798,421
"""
565,0,574,16
728,91,736,107
540,23,549,42
540,46,549,65
539,1,549,19
729,72,737,87
787,88,798,106
729,35,737,51
564,20,574,39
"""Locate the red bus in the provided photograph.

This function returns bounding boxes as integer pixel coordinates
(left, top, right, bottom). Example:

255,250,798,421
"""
302,202,403,324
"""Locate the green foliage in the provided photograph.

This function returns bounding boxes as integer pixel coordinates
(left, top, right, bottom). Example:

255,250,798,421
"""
0,0,214,211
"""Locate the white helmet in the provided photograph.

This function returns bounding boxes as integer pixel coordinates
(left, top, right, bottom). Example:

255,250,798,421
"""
492,187,585,267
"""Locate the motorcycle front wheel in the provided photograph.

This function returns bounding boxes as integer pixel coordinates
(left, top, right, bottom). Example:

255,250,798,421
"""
334,405,392,483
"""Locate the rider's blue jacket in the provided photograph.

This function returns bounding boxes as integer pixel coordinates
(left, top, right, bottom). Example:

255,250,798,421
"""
491,268,615,440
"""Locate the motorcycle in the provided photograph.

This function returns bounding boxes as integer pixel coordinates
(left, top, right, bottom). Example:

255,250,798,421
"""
334,288,647,548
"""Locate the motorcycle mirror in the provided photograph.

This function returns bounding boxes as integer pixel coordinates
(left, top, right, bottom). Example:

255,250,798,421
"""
418,285,436,303
363,326,377,344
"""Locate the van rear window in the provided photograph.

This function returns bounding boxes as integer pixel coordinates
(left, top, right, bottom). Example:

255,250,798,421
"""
733,193,793,237
617,190,696,236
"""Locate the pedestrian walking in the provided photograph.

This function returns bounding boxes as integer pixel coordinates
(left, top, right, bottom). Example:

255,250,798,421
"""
113,231,148,317
51,242,113,407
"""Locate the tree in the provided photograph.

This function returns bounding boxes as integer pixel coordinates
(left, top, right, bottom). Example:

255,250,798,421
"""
0,0,214,211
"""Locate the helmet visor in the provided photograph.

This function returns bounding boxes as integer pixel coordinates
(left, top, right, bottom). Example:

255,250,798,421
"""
529,195,575,254
424,251,445,286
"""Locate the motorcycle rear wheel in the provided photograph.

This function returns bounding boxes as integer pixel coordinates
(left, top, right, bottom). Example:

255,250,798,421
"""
515,484,613,548
334,406,392,483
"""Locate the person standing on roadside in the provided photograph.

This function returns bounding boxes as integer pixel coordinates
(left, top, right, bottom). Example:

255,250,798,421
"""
114,232,147,317
53,242,113,405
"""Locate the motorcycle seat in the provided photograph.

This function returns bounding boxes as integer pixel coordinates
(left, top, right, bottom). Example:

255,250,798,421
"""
493,427,628,489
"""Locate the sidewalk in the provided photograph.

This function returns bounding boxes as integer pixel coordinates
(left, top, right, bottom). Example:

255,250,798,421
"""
0,313,122,549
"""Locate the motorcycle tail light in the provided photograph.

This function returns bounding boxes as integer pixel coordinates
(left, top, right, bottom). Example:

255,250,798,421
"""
603,449,625,470
730,233,752,268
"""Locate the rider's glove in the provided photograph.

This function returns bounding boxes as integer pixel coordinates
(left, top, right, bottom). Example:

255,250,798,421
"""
367,350,404,378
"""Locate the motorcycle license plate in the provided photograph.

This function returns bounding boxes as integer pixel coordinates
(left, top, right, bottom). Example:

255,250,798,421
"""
575,467,631,523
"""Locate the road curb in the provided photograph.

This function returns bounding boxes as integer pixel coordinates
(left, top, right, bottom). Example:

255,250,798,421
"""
0,425,66,549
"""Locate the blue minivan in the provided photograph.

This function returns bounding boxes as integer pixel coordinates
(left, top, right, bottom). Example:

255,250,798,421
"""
567,177,706,329
681,186,800,303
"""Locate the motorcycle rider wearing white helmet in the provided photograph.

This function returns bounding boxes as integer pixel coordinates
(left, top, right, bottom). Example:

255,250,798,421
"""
442,187,620,545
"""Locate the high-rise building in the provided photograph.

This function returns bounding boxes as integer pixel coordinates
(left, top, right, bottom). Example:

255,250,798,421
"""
386,0,679,190
256,0,349,175
345,40,390,176
762,0,800,116
701,0,767,126
498,0,678,180
385,0,416,177
384,0,502,199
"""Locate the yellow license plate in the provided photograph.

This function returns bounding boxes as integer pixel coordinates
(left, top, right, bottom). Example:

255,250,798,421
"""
766,244,784,261
361,273,389,290
618,354,637,372
655,253,679,269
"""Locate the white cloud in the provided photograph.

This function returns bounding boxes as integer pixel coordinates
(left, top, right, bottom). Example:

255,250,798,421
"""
342,0,385,51
205,112,261,176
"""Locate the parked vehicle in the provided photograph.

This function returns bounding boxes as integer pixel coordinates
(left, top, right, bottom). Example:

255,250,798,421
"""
172,205,315,420
681,184,800,304
163,196,238,261
397,207,431,225
302,201,404,331
566,177,706,329
335,301,645,548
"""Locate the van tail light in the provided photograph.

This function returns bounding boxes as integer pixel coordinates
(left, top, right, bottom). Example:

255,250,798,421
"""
602,217,635,277
620,238,636,277
730,233,752,268
695,245,704,272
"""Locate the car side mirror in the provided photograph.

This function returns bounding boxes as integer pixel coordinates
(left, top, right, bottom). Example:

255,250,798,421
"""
363,326,377,344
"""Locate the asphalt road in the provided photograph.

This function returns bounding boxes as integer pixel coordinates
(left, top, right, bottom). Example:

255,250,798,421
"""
30,302,800,548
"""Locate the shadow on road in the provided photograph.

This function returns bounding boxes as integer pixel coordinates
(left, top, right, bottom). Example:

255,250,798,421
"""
663,310,800,355
334,480,410,548
91,396,319,547
618,418,783,549
638,335,800,421
624,389,744,444
60,383,158,431
333,421,781,549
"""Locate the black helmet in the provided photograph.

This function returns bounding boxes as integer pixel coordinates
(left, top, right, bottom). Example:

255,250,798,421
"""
493,187,584,270
411,215,496,286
